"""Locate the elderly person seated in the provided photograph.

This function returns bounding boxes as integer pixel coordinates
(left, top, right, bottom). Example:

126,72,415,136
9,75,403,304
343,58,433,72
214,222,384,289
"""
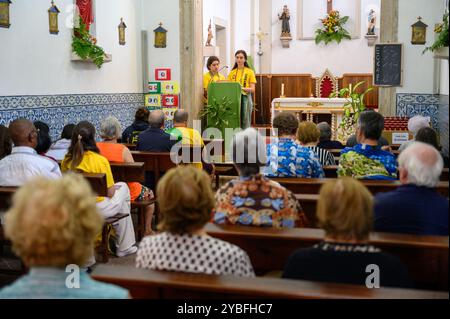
374,142,448,236
263,112,324,178
97,116,155,236
297,122,336,166
214,128,308,228
0,119,61,187
338,110,397,180
317,122,344,150
282,177,412,288
0,174,129,299
61,121,137,258
136,166,255,277
398,115,430,152
46,124,75,161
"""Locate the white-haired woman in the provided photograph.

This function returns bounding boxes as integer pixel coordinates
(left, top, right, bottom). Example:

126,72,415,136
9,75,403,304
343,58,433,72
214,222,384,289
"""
213,128,308,228
399,115,431,152
97,116,155,236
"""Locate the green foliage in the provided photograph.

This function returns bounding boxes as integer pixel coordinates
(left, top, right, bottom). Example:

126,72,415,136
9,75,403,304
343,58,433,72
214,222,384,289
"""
72,17,106,68
315,11,352,45
329,81,373,142
423,12,449,54
200,96,236,132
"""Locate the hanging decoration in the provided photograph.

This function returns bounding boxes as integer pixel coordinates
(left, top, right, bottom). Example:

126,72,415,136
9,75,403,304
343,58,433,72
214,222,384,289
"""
118,17,126,45
315,10,351,45
0,0,12,29
48,1,60,35
154,23,167,48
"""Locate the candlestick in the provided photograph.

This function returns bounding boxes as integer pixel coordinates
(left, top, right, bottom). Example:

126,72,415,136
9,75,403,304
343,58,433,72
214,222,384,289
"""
281,83,285,98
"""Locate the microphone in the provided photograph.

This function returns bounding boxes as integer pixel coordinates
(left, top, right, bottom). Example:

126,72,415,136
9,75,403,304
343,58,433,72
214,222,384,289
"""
219,66,229,72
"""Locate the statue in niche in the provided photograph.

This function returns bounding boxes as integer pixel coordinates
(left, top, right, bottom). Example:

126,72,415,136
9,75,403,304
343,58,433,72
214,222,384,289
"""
278,5,291,37
206,19,213,46
367,9,376,35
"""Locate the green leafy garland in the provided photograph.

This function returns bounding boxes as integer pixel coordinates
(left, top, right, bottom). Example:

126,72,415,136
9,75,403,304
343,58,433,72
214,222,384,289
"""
72,17,106,68
315,10,351,45
423,11,449,54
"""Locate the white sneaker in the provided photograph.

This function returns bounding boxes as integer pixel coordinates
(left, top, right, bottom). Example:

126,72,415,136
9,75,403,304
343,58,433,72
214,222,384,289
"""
116,245,138,257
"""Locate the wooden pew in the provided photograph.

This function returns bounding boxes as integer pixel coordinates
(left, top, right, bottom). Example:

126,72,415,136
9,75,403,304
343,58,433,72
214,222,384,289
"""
109,162,157,240
131,151,177,187
296,194,320,228
274,178,450,197
91,264,448,299
205,223,449,291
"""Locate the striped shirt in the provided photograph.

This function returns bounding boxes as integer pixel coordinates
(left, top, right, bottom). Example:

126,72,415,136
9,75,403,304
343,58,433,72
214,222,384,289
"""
307,146,336,166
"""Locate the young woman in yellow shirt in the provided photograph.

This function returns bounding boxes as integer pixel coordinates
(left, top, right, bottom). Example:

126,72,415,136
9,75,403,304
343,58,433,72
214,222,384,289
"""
203,56,226,103
228,50,257,129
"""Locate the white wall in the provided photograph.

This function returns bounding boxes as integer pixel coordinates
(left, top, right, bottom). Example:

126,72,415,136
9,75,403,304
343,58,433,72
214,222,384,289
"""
142,0,180,84
0,0,143,96
235,0,252,59
397,0,445,94
440,59,449,95
270,0,380,77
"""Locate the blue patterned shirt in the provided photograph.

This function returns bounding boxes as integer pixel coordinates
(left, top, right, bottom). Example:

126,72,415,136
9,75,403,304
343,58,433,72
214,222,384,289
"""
0,267,129,299
338,144,398,180
263,138,324,178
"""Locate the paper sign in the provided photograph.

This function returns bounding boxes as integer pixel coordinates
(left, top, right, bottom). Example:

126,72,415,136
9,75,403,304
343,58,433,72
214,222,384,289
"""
163,107,178,121
162,95,179,107
148,82,161,94
155,68,171,81
145,94,161,107
162,81,179,94
392,132,410,145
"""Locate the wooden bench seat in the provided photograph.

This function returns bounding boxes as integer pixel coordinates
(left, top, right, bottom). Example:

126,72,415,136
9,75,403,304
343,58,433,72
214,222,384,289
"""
91,264,448,299
204,223,449,291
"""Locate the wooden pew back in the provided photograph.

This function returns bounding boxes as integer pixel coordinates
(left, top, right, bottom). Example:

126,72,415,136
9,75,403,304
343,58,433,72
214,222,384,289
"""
204,223,449,291
110,162,145,183
91,265,448,299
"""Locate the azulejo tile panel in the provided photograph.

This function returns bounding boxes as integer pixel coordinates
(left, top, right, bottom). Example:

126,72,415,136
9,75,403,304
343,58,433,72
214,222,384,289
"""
0,93,144,141
396,93,441,129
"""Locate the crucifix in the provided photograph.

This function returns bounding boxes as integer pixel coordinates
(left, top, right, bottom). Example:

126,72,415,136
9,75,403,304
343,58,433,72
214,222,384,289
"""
327,0,333,14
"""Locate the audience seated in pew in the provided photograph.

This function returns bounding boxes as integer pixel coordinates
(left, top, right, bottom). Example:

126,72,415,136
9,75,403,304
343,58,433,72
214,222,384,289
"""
46,124,75,161
398,115,431,152
136,166,255,277
0,174,129,299
263,112,324,178
33,121,55,163
297,121,336,166
374,142,449,236
136,110,178,189
61,121,137,259
283,177,412,289
214,128,308,228
97,116,155,236
0,125,12,160
414,127,450,167
0,119,62,187
338,110,398,180
317,122,344,150
346,134,390,150
122,107,150,145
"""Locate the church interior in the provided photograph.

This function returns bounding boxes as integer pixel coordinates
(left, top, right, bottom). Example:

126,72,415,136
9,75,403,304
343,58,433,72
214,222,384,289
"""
0,0,449,301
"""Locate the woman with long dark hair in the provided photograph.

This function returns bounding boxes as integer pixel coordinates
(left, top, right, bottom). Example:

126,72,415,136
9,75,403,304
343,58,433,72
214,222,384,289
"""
228,50,257,129
61,121,137,258
203,56,226,102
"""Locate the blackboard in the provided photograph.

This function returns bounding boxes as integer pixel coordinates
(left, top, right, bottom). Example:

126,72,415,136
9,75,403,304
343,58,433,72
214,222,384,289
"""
374,44,403,87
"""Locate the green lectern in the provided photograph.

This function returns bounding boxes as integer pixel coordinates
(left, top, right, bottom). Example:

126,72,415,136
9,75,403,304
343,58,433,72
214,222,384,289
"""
206,82,242,161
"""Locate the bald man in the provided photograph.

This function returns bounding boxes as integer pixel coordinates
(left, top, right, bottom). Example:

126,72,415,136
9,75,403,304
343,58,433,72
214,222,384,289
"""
374,142,448,236
0,119,61,187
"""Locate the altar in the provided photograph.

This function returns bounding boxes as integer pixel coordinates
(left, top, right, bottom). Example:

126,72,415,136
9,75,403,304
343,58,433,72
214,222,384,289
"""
271,97,347,140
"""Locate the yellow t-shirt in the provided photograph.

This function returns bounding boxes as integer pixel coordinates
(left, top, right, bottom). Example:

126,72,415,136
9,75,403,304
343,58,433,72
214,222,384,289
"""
227,67,257,95
203,72,226,90
61,151,114,202
173,127,204,170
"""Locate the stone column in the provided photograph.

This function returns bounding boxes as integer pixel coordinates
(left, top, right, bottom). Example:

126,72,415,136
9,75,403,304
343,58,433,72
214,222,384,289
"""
378,0,398,116
180,0,204,126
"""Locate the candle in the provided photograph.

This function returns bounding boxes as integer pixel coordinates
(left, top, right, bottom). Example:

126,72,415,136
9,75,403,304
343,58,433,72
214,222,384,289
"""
281,83,285,97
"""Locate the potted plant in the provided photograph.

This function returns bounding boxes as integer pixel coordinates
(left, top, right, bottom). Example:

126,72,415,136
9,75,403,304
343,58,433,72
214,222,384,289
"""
72,17,108,68
315,10,351,45
423,11,449,57
330,81,373,143
200,96,236,136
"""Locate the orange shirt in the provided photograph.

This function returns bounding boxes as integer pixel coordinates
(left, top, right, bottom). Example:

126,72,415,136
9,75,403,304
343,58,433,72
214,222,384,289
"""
97,142,143,201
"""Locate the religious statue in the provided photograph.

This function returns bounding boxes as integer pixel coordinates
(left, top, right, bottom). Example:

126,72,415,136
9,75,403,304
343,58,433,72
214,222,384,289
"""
278,5,291,37
206,19,213,46
367,9,376,35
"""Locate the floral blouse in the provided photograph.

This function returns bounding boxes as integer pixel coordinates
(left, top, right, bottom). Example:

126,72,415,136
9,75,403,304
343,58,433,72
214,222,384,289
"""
214,174,308,228
263,138,325,178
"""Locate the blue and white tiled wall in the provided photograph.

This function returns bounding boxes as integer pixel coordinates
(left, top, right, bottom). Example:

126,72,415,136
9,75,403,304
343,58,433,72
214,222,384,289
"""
0,93,144,141
397,93,449,157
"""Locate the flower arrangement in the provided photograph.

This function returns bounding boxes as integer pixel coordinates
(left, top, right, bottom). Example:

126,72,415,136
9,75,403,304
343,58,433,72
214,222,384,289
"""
315,10,351,45
72,16,106,68
423,11,449,54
